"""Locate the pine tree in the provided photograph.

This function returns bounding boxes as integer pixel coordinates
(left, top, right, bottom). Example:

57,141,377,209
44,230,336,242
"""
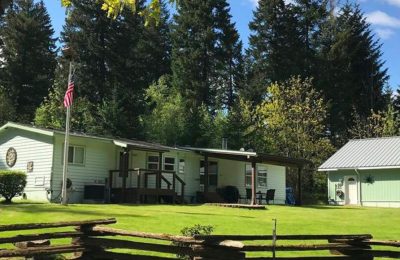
245,0,303,104
213,0,243,110
40,0,171,138
318,3,389,144
171,0,217,110
171,0,242,145
0,0,56,122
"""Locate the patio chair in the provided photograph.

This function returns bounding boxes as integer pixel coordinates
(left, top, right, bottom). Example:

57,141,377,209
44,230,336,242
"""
239,188,252,204
266,189,275,205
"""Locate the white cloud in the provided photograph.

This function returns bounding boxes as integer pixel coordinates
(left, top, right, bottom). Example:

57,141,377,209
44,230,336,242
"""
375,28,396,39
385,0,400,8
366,10,400,28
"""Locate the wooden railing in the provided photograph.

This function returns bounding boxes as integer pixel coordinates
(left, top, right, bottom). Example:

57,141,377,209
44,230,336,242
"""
109,168,186,203
1,218,399,259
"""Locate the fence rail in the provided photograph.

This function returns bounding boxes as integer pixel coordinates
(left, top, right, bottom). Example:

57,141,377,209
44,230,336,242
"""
0,218,399,259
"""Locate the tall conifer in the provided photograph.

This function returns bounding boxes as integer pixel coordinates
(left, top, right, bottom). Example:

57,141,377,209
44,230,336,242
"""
0,0,56,122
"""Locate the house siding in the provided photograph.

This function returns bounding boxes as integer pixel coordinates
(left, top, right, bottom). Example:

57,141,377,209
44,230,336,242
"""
328,169,400,208
0,129,53,201
51,135,117,203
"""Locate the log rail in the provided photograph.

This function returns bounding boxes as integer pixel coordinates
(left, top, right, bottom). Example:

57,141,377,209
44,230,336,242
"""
0,218,399,259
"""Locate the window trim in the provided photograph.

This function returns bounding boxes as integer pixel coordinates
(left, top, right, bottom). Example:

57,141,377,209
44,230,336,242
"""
147,155,160,170
245,164,252,187
163,156,176,171
62,145,86,166
257,167,268,188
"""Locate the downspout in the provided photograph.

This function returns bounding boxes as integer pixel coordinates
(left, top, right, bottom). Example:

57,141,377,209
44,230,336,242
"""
355,169,362,206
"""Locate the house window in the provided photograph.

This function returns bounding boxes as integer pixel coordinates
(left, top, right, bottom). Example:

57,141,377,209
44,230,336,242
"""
257,167,267,187
245,164,252,187
164,157,175,171
179,159,185,175
200,161,218,186
65,146,85,165
147,155,159,170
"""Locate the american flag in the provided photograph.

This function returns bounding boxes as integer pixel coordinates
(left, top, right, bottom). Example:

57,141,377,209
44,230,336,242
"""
63,77,74,108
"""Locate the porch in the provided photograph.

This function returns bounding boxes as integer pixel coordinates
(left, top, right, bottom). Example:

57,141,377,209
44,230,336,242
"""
187,148,311,206
109,168,185,204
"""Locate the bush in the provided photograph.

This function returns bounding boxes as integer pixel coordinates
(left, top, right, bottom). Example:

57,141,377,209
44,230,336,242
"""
174,224,215,259
0,170,27,203
217,185,239,203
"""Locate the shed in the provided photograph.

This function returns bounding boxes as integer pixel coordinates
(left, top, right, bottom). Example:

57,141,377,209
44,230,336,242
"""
318,137,400,208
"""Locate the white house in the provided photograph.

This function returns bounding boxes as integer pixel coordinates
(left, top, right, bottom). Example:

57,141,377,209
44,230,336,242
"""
0,122,308,204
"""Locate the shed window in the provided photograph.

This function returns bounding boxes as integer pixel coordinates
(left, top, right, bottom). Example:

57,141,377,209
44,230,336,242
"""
66,146,85,165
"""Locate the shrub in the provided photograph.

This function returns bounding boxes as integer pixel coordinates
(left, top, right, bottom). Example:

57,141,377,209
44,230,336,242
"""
0,170,27,203
217,185,239,203
174,224,215,259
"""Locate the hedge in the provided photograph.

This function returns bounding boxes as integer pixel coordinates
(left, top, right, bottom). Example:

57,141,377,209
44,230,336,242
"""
0,170,27,203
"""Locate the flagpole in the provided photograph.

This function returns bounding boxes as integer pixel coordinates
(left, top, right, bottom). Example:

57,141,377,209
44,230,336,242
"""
61,61,73,206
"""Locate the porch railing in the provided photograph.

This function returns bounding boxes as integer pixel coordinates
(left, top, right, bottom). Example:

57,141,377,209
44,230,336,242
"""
109,168,186,203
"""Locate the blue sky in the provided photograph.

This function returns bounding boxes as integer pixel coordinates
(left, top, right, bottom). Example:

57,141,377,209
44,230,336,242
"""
44,0,399,89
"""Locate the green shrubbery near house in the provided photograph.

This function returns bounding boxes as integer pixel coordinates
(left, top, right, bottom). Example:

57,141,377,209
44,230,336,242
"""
0,170,27,203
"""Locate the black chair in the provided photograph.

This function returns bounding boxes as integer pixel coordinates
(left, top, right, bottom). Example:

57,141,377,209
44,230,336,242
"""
239,188,252,203
266,189,275,205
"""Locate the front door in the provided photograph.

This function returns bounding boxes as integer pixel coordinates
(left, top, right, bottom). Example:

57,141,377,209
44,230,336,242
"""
200,161,218,192
345,176,358,205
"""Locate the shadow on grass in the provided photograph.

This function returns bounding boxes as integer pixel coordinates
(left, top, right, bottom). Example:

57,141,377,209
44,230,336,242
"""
293,205,366,210
3,203,148,219
173,211,256,218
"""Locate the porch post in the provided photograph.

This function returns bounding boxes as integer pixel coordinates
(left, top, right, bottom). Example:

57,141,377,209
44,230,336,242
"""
297,167,302,206
251,161,257,205
204,154,209,193
158,152,163,189
121,149,129,203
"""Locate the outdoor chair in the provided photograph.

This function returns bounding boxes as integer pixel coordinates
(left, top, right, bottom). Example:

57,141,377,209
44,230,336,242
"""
239,188,252,203
266,189,275,205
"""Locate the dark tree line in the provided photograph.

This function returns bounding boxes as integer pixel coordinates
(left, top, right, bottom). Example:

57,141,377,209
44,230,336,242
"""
0,0,393,147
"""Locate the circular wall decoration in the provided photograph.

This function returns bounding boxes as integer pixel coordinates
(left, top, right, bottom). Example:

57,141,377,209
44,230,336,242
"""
6,147,17,167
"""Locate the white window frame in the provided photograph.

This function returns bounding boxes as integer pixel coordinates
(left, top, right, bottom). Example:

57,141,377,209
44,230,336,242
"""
257,167,268,188
245,164,252,187
63,145,85,166
147,155,159,170
163,157,176,171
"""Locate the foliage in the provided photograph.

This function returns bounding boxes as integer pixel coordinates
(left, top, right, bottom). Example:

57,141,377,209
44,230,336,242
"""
0,0,56,122
175,224,214,259
318,3,389,144
349,104,399,139
143,76,187,146
0,90,16,125
62,0,175,23
0,170,27,203
258,76,335,195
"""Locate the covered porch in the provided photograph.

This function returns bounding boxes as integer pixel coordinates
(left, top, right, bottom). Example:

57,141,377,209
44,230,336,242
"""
108,140,185,204
186,148,311,206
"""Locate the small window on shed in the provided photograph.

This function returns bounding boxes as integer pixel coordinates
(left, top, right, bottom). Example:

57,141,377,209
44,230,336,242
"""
64,145,85,165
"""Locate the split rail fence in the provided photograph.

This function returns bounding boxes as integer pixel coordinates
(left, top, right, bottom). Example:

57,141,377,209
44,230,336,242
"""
0,218,399,259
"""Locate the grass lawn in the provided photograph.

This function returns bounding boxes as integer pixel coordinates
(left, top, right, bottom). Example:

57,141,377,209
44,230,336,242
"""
0,202,399,258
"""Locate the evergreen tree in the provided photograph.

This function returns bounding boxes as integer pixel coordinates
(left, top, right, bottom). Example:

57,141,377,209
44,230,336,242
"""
171,0,217,110
0,0,56,122
245,0,303,104
38,0,171,138
171,0,242,145
213,0,243,110
318,3,389,144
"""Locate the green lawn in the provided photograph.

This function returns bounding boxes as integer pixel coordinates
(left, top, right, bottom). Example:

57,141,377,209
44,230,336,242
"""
0,203,399,257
